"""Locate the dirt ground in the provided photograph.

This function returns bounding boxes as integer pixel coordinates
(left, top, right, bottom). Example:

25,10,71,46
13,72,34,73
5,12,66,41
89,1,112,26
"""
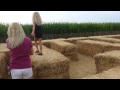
70,53,97,79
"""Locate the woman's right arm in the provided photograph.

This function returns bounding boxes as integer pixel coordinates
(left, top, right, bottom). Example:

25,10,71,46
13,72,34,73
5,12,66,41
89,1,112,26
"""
30,46,34,55
31,22,35,37
30,39,34,55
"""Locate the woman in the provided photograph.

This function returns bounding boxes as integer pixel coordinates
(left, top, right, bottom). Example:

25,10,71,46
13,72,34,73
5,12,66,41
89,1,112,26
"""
6,22,34,79
31,12,43,55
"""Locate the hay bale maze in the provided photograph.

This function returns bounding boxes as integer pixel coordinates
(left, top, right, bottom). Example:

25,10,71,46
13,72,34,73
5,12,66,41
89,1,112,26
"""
2,34,120,79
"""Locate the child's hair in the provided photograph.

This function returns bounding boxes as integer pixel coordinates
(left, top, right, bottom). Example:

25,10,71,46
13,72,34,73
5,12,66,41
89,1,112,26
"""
32,12,42,26
7,22,26,49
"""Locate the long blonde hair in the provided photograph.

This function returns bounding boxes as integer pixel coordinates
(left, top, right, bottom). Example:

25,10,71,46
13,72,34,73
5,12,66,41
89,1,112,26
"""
32,12,42,26
7,22,26,49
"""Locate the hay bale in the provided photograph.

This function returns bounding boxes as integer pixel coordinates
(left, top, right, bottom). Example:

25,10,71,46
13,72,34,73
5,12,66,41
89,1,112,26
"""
0,43,10,54
0,53,10,79
88,35,108,39
32,38,66,48
104,43,120,52
42,40,52,48
64,37,88,44
49,40,78,61
83,66,120,79
105,34,120,39
0,43,70,79
88,37,120,43
31,46,70,79
76,40,112,56
77,40,120,57
94,50,120,73
49,38,66,41
0,43,10,79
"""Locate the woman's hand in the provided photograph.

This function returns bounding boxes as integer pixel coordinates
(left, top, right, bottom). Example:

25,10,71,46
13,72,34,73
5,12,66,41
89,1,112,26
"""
31,32,35,37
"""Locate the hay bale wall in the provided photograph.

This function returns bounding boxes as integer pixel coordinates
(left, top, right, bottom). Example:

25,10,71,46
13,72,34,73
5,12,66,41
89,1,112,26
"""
77,40,120,57
31,46,70,79
64,37,88,44
88,37,120,43
0,43,70,79
32,38,66,48
0,53,10,79
105,34,120,39
94,50,120,73
49,40,78,61
0,43,10,79
76,40,112,56
83,66,120,79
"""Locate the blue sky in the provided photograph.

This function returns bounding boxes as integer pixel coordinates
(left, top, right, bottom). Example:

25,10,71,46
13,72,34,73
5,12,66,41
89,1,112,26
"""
0,11,120,24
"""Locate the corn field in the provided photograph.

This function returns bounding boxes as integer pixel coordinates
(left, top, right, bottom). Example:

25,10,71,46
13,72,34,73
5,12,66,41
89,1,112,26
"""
0,22,120,42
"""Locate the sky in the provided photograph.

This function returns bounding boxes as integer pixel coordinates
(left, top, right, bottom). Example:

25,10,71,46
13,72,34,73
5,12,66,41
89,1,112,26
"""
0,11,120,24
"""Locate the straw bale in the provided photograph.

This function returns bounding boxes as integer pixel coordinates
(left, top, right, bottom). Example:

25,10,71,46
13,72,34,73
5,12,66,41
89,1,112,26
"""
50,41,77,53
0,53,10,79
104,43,120,52
49,38,66,41
64,37,88,44
94,50,120,73
105,34,120,39
0,43,10,54
76,40,112,56
49,40,78,61
32,38,66,46
31,46,70,79
42,40,52,48
83,66,120,79
88,35,108,39
88,37,120,43
32,38,66,48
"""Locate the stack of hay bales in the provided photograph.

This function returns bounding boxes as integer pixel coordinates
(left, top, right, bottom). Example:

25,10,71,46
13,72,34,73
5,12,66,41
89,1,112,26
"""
64,37,88,44
42,39,66,48
0,43,9,53
0,43,10,79
83,66,120,79
48,40,78,61
77,40,120,57
0,53,10,79
32,38,66,48
42,40,52,48
76,40,112,57
0,43,10,60
94,50,120,73
88,35,108,39
105,34,120,39
31,46,70,79
88,37,120,43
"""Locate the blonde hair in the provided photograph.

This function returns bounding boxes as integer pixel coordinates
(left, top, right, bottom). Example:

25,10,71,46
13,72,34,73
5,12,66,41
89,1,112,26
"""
32,12,42,26
7,22,26,49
